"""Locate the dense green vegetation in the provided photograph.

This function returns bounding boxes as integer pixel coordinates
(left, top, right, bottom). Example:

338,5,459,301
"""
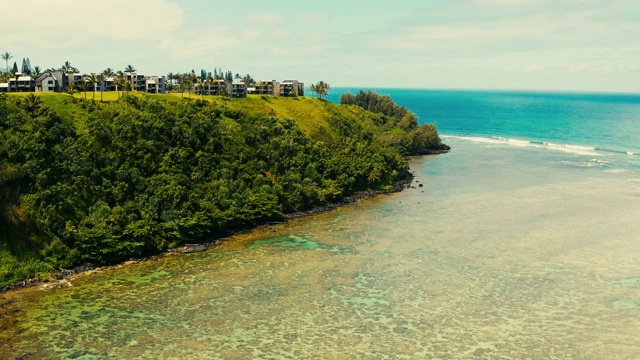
341,90,448,155
0,92,445,286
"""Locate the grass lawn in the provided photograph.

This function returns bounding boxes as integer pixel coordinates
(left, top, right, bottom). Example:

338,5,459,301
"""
5,91,353,136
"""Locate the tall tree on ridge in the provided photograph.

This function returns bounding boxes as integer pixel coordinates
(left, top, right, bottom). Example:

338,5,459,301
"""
64,83,76,97
86,73,99,101
206,74,216,95
196,78,205,99
78,78,89,100
102,68,114,95
61,61,79,73
21,58,32,75
308,83,317,98
1,52,12,73
97,74,106,101
242,74,255,86
124,64,136,91
178,73,192,99
20,93,43,116
115,71,126,100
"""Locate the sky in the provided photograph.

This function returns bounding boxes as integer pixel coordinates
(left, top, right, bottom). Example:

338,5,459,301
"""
1,0,638,93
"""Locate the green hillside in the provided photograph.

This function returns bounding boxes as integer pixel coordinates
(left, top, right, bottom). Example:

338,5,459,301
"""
0,92,446,286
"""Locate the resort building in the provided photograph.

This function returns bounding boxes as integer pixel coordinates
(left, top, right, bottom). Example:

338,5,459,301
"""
68,73,83,87
103,77,117,92
144,76,166,94
5,73,36,92
125,73,147,92
35,71,69,92
252,80,279,96
207,79,229,96
280,80,304,97
230,82,247,98
0,64,299,98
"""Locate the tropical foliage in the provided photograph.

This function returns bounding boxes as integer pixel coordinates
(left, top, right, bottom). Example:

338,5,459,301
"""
0,91,445,285
309,81,331,99
340,90,448,154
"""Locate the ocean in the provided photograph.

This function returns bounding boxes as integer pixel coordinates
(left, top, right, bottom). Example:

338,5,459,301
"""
329,88,640,173
2,89,640,359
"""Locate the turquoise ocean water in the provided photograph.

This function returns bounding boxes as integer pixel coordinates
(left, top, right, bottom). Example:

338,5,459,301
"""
329,89,640,174
2,89,640,359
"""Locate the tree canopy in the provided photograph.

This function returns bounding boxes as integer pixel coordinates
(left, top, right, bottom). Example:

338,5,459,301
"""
0,92,446,285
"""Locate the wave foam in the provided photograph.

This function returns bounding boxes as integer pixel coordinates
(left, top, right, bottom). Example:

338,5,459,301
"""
543,142,600,156
449,136,602,156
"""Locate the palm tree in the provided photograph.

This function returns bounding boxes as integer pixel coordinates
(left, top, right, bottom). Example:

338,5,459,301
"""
102,68,114,97
178,74,192,99
102,68,114,78
317,81,330,99
32,66,42,77
308,83,317,98
79,78,89,100
97,74,106,101
61,61,79,73
195,73,207,98
64,84,76,97
123,81,133,101
124,65,136,91
242,74,255,86
1,52,12,73
115,70,125,99
166,72,174,86
195,79,205,99
86,73,99,101
206,74,215,95
234,73,242,81
21,94,43,116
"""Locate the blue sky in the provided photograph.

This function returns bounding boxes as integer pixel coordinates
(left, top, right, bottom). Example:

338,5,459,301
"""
1,0,638,92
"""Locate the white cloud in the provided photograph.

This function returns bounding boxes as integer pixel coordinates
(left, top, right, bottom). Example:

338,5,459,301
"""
471,0,538,5
0,0,183,48
296,12,329,23
523,65,545,73
244,12,283,24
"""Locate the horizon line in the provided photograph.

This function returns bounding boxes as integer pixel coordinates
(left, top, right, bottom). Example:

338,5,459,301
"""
328,86,640,96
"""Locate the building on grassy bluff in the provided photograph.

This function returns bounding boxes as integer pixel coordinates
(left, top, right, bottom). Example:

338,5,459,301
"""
35,71,69,92
250,80,279,96
2,73,36,92
0,69,300,98
230,81,247,98
280,80,304,97
196,79,228,96
144,76,166,94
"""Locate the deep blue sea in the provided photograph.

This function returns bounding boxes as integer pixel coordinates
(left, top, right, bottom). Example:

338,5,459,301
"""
329,88,640,174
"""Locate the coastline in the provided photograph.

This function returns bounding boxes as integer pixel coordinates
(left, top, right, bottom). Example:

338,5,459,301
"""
0,157,443,294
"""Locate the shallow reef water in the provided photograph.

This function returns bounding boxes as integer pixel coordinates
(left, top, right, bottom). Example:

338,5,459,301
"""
2,140,640,359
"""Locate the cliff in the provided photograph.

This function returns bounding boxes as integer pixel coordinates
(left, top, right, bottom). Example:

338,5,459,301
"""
0,92,446,286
